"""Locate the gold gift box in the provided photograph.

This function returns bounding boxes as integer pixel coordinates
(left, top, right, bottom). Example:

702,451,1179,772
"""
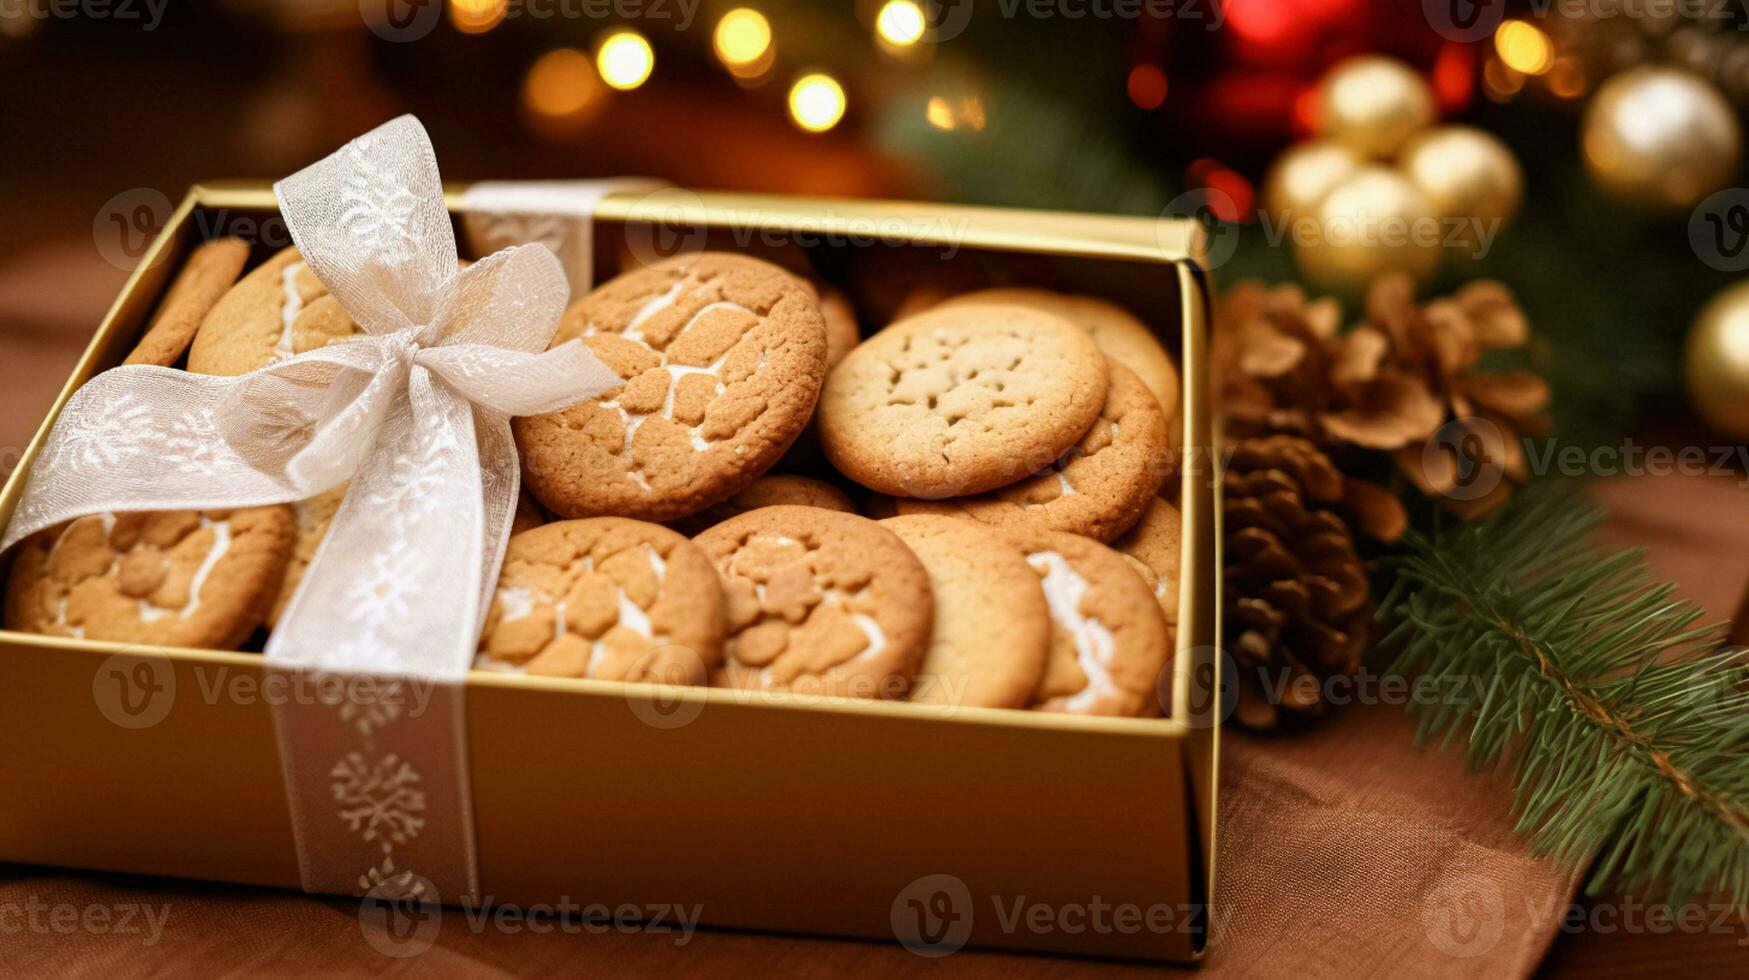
0,184,1221,962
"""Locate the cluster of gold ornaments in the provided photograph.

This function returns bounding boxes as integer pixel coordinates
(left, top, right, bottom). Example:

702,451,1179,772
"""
1263,56,1523,292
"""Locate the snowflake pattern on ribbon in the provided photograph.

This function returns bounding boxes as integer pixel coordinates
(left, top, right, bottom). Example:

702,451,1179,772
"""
331,751,427,846
338,149,422,267
162,408,224,476
56,393,151,473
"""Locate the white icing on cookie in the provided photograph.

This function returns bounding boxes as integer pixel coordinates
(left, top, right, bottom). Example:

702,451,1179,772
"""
593,279,758,487
477,544,672,675
1027,550,1118,712
138,517,233,623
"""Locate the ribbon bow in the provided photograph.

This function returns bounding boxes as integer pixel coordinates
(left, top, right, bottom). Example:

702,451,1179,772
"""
3,116,620,675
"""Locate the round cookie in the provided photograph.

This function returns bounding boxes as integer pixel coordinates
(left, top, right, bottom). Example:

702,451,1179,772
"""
818,304,1109,499
1004,528,1170,718
1111,497,1182,630
895,360,1169,541
670,475,856,536
879,515,1050,710
126,237,250,367
817,282,860,369
694,506,932,699
942,288,1180,420
516,252,829,522
475,518,725,684
188,247,363,376
3,507,296,650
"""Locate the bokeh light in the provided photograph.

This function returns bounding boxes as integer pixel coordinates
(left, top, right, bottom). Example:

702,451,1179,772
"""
789,73,847,133
714,9,773,77
1127,64,1168,110
449,0,507,34
522,49,607,136
1494,20,1553,76
597,30,655,91
876,0,926,48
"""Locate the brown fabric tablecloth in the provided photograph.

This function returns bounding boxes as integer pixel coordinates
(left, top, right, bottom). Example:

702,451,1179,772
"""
1,238,1743,977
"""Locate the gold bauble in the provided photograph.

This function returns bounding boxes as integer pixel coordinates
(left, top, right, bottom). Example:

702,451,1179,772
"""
1582,67,1742,212
1313,55,1437,159
1262,140,1365,223
1401,125,1523,225
1294,165,1443,293
1686,281,1749,439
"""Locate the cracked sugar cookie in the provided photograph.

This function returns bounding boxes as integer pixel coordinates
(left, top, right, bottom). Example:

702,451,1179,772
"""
941,288,1180,420
880,515,1049,710
896,360,1169,541
694,506,932,699
1112,497,1182,630
516,253,829,523
670,475,856,536
3,508,296,650
475,518,725,684
818,304,1108,499
187,247,364,376
1005,528,1170,718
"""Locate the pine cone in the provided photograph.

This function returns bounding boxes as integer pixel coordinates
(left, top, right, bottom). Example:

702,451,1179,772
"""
1223,435,1373,731
1364,275,1552,519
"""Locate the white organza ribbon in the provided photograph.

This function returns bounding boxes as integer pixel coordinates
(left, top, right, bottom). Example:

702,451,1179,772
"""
0,116,622,902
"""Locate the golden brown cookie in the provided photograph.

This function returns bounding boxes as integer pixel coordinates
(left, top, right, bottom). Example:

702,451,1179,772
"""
126,238,250,367
670,475,856,536
817,282,860,369
895,360,1169,541
3,508,296,650
475,518,725,684
879,515,1049,710
1111,497,1182,630
694,506,932,699
942,288,1181,420
817,304,1108,499
188,247,363,376
512,490,550,536
1004,528,1170,718
516,253,829,522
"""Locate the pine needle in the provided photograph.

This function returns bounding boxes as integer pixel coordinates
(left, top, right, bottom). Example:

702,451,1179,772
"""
1381,484,1749,906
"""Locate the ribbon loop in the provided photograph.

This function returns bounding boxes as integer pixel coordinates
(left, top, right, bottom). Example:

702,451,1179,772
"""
0,115,626,903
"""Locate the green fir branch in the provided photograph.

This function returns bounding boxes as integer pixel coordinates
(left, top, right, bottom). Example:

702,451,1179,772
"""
1381,485,1749,906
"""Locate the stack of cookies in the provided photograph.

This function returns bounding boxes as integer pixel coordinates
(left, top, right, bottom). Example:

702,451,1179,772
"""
2,243,1184,718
